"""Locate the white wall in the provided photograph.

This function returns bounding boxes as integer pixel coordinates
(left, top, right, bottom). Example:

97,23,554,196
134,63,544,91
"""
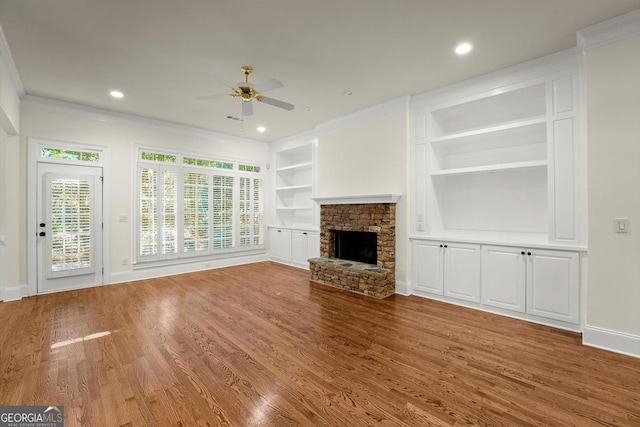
317,108,409,283
586,36,640,338
0,53,21,300
18,104,268,289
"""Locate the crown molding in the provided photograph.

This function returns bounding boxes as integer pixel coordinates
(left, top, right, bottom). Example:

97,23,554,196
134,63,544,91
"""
21,95,267,148
412,47,581,107
577,9,640,51
0,22,25,97
315,96,410,135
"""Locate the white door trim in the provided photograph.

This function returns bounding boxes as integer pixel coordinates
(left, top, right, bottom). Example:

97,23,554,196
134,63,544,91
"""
27,137,111,296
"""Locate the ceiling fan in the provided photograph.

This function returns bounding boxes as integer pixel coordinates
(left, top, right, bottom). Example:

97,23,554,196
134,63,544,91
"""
197,66,294,117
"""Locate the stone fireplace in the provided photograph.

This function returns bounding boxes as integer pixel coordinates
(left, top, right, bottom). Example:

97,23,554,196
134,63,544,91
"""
309,194,399,298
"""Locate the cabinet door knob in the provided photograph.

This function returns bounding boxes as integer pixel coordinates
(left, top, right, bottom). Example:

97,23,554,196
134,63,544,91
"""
39,231,46,237
439,244,443,248
527,252,532,256
444,245,448,248
521,251,525,255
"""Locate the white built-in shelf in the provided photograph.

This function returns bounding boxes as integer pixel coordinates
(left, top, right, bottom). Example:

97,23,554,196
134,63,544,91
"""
431,160,548,177
274,142,316,228
276,184,313,191
275,161,313,172
429,117,546,144
429,83,546,137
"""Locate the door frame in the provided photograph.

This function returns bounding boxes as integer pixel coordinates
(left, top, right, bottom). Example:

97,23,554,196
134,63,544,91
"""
27,137,111,296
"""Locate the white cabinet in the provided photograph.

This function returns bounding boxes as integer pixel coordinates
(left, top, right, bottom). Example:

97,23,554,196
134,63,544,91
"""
413,240,481,303
481,246,527,313
269,228,291,261
481,245,580,324
413,240,444,294
291,230,320,265
413,239,582,328
527,249,580,324
269,227,319,269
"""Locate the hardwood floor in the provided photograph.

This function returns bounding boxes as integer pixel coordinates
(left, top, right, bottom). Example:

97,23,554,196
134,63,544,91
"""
1,262,639,426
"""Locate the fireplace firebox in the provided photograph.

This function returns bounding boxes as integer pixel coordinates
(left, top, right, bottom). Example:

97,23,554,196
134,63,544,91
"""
333,230,377,265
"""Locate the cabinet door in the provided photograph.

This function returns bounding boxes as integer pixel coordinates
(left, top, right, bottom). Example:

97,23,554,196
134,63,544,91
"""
291,231,307,264
481,245,526,313
306,232,320,259
270,229,291,261
413,241,443,295
527,249,579,324
444,243,481,303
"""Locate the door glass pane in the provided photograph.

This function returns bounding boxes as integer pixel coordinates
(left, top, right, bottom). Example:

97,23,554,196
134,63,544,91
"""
50,178,92,271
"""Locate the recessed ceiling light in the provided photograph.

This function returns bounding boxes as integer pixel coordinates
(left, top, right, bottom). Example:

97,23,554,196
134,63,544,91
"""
110,90,124,98
257,126,266,133
455,42,473,55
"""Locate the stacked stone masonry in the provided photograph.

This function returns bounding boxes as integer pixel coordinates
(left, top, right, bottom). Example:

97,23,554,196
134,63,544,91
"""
309,203,396,298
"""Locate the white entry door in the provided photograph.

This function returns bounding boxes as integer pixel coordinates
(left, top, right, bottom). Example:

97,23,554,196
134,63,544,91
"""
37,163,103,293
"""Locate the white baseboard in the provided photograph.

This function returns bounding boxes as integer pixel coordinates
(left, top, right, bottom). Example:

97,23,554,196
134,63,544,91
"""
109,253,270,284
583,325,640,359
2,284,26,302
395,280,412,296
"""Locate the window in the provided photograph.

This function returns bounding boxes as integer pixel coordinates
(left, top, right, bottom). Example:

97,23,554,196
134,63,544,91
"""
41,147,100,163
239,176,263,246
136,149,265,263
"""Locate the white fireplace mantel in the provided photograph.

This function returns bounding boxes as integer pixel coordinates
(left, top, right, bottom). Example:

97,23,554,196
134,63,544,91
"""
312,194,401,205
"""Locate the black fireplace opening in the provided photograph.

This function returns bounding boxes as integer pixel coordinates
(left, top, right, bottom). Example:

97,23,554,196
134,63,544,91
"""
333,230,377,265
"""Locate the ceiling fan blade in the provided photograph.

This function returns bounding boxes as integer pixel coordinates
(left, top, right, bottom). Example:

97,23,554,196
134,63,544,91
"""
196,93,230,100
258,96,294,111
242,100,254,116
254,78,283,94
205,73,236,89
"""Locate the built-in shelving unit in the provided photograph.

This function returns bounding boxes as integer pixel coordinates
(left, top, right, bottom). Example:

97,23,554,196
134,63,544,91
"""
269,138,319,269
274,144,315,227
412,59,584,247
410,51,586,331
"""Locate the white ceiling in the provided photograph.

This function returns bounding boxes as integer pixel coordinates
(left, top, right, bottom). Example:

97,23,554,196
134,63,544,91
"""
1,0,639,142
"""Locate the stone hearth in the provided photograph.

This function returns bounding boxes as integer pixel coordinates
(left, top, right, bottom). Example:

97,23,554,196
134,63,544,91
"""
309,196,398,298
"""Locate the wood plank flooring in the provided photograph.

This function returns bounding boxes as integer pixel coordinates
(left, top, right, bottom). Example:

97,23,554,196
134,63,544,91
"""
1,261,639,426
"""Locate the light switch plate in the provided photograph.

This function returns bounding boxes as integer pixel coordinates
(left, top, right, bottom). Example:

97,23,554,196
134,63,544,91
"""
614,218,630,233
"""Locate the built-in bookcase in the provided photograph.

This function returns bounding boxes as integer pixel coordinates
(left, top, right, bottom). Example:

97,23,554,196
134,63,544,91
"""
411,51,586,332
274,144,314,227
412,52,584,247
